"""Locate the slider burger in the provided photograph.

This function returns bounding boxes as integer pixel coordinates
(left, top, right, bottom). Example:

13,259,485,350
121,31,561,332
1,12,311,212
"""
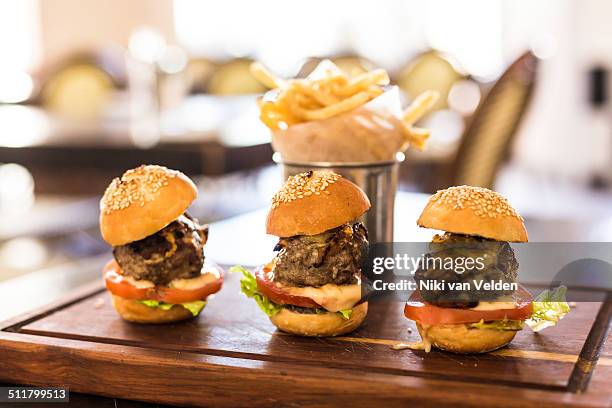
233,170,370,336
100,165,223,323
404,186,565,353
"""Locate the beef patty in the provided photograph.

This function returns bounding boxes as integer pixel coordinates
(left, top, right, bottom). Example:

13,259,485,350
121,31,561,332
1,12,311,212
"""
113,214,208,285
272,223,368,287
414,232,519,306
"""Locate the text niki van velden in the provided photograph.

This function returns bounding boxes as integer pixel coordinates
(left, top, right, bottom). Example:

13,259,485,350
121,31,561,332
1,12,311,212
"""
370,254,518,292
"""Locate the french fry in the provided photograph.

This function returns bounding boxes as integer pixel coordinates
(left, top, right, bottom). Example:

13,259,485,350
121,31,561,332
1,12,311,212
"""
251,58,437,150
403,126,431,151
259,96,299,130
250,60,390,128
402,90,440,126
293,92,321,110
340,69,390,96
293,90,374,121
292,81,339,106
250,62,283,89
364,85,385,99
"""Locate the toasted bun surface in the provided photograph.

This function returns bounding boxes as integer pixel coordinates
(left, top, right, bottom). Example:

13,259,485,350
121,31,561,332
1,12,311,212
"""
416,322,517,354
417,185,528,242
270,302,368,337
267,171,370,237
100,165,197,246
110,294,195,324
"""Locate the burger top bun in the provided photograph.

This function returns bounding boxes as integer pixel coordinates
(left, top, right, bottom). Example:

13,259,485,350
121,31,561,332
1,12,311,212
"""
417,185,528,243
100,165,197,246
266,171,370,237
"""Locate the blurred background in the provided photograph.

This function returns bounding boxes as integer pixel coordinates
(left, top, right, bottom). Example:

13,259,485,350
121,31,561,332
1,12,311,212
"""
1,0,612,315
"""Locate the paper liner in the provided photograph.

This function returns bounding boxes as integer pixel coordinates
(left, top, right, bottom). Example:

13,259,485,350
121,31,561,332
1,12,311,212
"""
271,87,409,163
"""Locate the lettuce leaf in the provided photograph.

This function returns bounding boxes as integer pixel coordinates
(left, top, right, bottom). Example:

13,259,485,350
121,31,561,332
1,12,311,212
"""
337,309,353,320
230,266,355,319
138,299,207,317
526,285,570,332
311,308,353,319
230,265,282,317
468,319,524,331
180,301,208,316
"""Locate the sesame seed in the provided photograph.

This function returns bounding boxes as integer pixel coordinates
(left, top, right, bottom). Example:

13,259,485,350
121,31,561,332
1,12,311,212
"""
428,185,522,220
101,165,179,214
271,170,341,207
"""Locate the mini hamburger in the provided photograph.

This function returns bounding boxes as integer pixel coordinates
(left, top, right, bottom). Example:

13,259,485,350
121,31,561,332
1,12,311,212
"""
100,165,223,323
402,186,570,353
405,186,531,353
233,170,370,336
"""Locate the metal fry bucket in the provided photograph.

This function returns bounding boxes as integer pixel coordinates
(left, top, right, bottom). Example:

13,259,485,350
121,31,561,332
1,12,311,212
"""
273,152,404,244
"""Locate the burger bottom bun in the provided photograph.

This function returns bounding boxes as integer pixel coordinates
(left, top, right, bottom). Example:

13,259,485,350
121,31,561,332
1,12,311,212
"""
416,322,517,354
111,294,194,324
269,302,368,337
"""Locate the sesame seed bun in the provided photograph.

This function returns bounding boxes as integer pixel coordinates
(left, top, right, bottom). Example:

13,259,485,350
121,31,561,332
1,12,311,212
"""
270,302,368,337
110,294,195,324
100,165,197,246
266,171,371,237
416,322,517,353
417,185,528,242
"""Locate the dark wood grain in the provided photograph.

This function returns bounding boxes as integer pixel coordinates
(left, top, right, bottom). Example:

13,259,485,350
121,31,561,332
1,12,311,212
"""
17,276,599,389
567,293,612,393
0,273,610,407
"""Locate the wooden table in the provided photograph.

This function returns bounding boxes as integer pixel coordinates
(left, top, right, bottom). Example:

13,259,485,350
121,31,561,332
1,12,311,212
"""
0,192,611,407
1,274,610,407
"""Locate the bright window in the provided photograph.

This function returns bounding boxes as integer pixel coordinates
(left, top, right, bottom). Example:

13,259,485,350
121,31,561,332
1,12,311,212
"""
0,0,41,71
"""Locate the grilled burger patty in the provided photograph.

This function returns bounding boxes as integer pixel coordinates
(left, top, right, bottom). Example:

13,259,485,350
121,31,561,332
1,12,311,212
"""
272,223,368,288
113,214,208,285
414,233,519,306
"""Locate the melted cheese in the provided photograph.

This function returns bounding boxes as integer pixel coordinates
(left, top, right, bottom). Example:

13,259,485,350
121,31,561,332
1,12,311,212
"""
470,301,517,311
392,340,432,353
121,270,219,290
284,283,361,312
121,275,155,288
393,324,432,352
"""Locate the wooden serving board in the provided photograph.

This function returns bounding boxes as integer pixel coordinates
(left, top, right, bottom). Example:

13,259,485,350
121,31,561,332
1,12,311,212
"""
0,272,610,407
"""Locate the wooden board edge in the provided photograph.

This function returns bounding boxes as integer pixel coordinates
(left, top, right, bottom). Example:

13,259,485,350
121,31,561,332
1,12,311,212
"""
0,280,104,331
0,332,610,408
14,325,586,392
567,295,612,393
2,281,611,403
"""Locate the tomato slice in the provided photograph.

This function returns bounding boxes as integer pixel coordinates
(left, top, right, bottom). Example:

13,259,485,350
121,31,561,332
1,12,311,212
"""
255,267,321,308
404,287,534,325
103,259,223,303
104,262,152,300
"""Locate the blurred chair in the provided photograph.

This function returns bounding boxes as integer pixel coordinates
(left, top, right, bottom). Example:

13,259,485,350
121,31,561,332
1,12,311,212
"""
186,58,217,94
445,51,538,190
38,52,125,119
395,50,465,112
296,55,378,78
206,58,268,95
